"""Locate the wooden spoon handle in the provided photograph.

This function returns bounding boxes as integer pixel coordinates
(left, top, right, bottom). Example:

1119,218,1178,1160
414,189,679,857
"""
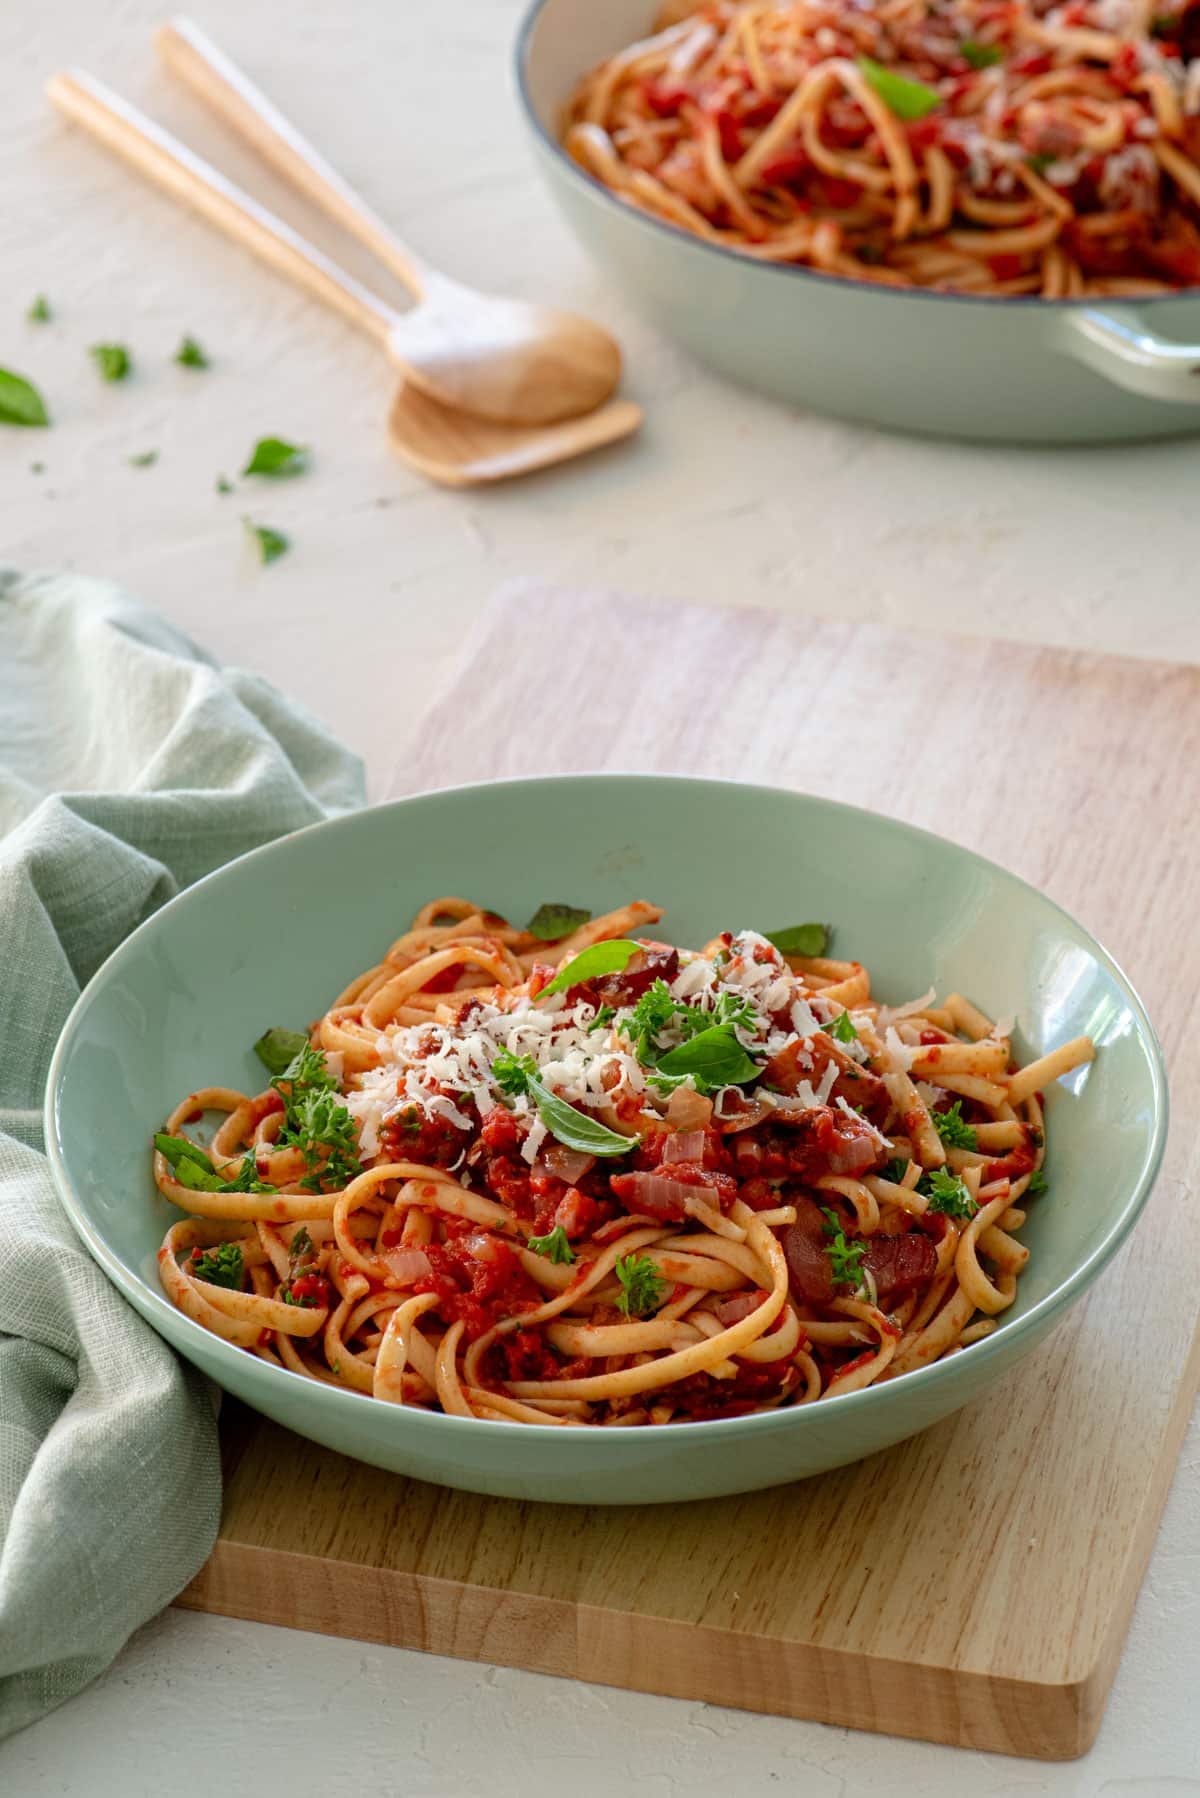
47,69,396,346
156,17,431,299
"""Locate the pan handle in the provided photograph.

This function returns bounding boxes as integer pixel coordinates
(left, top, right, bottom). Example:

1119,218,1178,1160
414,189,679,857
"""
1059,306,1200,404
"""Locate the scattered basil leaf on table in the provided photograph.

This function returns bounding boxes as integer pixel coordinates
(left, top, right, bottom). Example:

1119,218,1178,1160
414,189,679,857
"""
766,922,830,956
129,450,158,468
175,335,209,368
91,343,131,382
539,938,642,997
253,1026,311,1076
0,368,49,427
527,902,592,941
857,57,943,120
245,519,290,564
243,436,306,477
27,295,51,323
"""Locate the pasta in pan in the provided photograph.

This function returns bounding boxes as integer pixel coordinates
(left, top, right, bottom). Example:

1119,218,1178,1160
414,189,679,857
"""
563,0,1200,294
153,899,1094,1426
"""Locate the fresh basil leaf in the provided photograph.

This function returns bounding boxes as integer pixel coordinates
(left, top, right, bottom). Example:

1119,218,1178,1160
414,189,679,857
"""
0,368,49,427
28,295,51,323
91,343,131,382
155,1134,227,1192
243,436,306,477
654,1024,761,1089
253,1026,311,1077
857,56,943,120
527,902,592,941
539,939,641,998
245,519,290,564
528,1075,635,1158
175,335,209,369
961,39,1003,67
154,1133,217,1175
766,922,830,956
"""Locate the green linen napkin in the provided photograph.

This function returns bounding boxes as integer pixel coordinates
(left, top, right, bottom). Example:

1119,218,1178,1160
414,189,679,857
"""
0,570,365,1739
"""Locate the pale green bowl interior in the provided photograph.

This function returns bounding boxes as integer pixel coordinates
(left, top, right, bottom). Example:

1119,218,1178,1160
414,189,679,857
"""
46,776,1166,1503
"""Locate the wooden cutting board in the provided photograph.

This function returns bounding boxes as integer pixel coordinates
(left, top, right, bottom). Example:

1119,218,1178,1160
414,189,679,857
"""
179,582,1200,1760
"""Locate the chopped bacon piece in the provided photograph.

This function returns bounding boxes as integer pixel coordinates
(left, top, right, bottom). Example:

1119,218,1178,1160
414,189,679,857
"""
861,1233,937,1305
781,1196,837,1306
609,1162,738,1222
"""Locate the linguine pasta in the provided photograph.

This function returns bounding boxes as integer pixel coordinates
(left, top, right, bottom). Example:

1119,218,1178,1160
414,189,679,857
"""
153,898,1095,1426
563,0,1200,295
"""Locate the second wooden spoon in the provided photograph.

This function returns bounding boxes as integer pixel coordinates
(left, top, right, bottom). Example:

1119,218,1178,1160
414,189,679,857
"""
154,16,621,428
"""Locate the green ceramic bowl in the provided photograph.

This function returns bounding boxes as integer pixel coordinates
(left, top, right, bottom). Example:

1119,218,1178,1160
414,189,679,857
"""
46,776,1166,1504
515,0,1200,442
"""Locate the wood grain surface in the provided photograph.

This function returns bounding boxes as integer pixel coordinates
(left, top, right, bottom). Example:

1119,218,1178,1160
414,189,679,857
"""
180,581,1200,1759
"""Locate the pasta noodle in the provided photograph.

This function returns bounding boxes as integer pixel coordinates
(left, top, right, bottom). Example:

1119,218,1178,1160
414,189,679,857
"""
152,899,1094,1425
563,0,1200,294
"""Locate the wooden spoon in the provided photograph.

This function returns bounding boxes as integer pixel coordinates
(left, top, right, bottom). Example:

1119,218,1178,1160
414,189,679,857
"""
153,19,620,428
46,71,641,486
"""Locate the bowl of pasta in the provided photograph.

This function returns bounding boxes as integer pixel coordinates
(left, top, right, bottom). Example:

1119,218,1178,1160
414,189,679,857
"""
515,0,1200,441
45,774,1165,1503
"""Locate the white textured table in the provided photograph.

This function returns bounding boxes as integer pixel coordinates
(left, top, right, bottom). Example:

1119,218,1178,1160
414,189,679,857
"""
3,1,1199,1789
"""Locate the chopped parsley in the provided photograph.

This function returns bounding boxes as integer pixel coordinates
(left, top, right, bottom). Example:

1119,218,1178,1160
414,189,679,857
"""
492,1048,539,1097
245,519,289,564
883,1156,911,1185
920,1166,978,1219
271,1044,362,1191
28,295,51,323
128,450,158,468
1026,1168,1048,1195
821,1208,866,1289
190,1241,244,1289
615,1253,667,1317
823,1009,858,1044
527,902,591,941
1026,152,1054,174
931,1100,978,1151
216,475,234,494
586,1004,616,1034
91,343,131,382
527,1224,576,1265
0,368,49,427
243,435,306,477
175,335,209,368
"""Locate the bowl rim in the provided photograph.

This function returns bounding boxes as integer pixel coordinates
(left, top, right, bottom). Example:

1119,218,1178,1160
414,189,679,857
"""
45,770,1170,1449
512,0,1200,313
